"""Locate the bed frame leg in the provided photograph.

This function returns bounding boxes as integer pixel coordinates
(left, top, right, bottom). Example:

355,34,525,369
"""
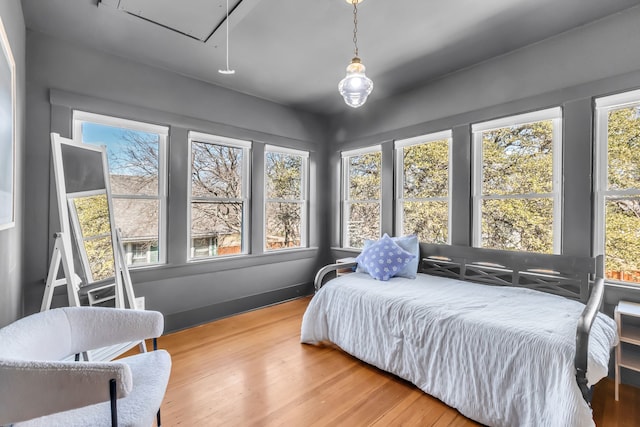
576,369,592,405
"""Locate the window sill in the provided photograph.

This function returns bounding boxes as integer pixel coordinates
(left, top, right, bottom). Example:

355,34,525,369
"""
129,247,319,283
331,247,362,254
604,280,640,291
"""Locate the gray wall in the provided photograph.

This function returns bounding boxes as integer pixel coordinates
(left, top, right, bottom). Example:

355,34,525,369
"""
327,6,640,385
0,0,25,328
327,4,640,280
25,31,331,331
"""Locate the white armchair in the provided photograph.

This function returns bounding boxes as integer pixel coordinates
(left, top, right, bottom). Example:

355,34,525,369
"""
0,307,171,427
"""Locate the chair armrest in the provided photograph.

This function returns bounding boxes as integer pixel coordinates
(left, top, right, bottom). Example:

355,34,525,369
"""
0,359,132,425
314,261,357,291
575,276,605,402
62,307,164,355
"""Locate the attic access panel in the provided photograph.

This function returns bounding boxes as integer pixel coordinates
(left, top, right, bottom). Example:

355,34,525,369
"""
101,0,242,42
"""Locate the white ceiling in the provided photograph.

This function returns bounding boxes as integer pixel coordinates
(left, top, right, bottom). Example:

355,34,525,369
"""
21,0,640,115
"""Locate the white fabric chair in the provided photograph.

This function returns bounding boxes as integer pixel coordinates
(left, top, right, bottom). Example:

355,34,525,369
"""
0,307,171,427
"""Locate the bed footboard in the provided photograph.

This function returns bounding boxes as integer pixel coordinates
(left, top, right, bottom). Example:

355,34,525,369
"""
575,274,606,403
314,261,357,291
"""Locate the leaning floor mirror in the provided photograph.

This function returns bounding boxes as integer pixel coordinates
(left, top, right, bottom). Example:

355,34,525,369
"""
43,133,142,360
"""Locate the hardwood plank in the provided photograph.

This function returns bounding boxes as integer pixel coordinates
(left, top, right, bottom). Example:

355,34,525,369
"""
593,378,640,427
138,297,639,426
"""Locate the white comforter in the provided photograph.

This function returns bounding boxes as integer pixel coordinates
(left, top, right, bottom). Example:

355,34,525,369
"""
300,272,618,427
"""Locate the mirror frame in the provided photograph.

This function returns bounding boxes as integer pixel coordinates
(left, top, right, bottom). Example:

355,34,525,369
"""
50,133,125,307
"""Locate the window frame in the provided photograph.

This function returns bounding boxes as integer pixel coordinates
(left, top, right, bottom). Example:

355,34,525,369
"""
187,131,251,261
341,145,382,249
394,130,452,243
263,145,309,252
594,89,640,286
471,107,563,253
72,110,169,267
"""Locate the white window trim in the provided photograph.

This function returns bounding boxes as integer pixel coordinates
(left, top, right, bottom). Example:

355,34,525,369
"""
72,110,169,266
187,131,251,261
73,111,169,137
342,144,382,157
341,145,382,248
594,91,640,285
263,145,309,252
472,107,563,253
394,131,452,243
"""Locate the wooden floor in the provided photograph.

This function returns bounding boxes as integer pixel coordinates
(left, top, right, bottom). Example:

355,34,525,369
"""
152,297,640,426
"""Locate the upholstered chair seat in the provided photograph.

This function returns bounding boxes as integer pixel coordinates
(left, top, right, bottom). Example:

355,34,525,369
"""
0,307,171,427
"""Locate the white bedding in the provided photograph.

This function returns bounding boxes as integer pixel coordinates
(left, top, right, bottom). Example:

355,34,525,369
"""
300,272,618,427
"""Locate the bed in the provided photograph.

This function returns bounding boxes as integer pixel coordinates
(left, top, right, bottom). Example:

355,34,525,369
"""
300,243,618,427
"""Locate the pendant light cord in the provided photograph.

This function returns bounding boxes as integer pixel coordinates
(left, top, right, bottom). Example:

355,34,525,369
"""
352,0,359,57
219,0,234,74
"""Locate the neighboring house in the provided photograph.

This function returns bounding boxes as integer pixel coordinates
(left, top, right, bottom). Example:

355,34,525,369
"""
111,175,241,263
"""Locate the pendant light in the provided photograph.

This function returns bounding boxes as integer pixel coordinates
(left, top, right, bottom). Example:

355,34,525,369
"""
218,0,235,75
338,0,373,108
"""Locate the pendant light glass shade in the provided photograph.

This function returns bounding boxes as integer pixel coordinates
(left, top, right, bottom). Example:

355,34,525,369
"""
338,57,373,108
339,0,372,108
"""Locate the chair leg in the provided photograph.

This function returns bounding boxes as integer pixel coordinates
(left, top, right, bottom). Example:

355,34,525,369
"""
153,338,161,426
109,378,118,427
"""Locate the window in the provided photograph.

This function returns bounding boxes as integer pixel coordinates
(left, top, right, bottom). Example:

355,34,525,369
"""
188,131,250,260
395,131,451,243
191,237,216,258
342,145,382,248
264,146,309,251
595,90,640,285
472,108,562,253
73,111,168,267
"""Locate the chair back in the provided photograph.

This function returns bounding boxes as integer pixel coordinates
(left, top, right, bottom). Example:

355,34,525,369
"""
0,308,75,360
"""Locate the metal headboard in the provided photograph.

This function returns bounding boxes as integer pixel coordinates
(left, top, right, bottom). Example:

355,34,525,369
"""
419,243,599,303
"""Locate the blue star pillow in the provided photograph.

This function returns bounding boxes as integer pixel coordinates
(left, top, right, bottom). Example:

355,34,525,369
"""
355,234,416,281
357,234,420,279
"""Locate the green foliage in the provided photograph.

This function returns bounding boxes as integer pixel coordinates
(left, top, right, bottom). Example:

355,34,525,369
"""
607,107,640,190
266,202,301,248
348,202,380,248
403,140,449,198
606,199,640,274
265,152,304,248
480,121,555,252
482,121,553,196
349,152,381,200
601,107,640,281
72,194,115,282
403,201,447,243
266,152,302,199
400,139,449,243
346,152,381,247
482,198,553,253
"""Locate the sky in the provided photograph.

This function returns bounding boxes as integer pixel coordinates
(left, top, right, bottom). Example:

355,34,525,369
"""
81,122,158,176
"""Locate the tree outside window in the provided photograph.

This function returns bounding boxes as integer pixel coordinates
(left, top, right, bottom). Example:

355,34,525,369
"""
596,92,640,284
395,132,451,243
189,133,250,259
342,147,381,248
74,111,167,267
473,108,562,253
264,147,308,251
